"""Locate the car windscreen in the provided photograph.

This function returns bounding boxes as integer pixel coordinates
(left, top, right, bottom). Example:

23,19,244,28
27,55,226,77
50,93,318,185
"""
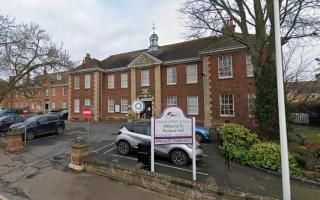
25,116,41,123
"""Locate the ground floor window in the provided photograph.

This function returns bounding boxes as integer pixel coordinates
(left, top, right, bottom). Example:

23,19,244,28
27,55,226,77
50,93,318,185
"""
167,96,177,107
62,101,67,109
85,98,91,106
187,96,198,115
108,99,115,113
74,99,80,113
51,102,55,109
121,98,128,113
219,93,234,116
248,93,256,118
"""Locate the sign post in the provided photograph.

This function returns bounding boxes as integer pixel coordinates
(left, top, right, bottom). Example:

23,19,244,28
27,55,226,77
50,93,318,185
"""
82,107,92,142
151,107,196,180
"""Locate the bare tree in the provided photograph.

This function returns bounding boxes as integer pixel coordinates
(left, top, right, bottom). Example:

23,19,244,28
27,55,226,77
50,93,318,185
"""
0,14,73,103
181,0,320,136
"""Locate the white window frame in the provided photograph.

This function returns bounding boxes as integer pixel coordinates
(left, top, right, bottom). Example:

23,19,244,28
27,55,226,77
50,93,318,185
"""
84,98,91,106
51,102,55,109
186,64,198,84
166,67,176,85
218,56,233,79
121,98,128,113
62,101,67,109
248,93,256,118
45,88,49,97
56,74,61,80
121,73,128,88
167,96,177,107
74,99,80,113
219,93,235,117
51,87,56,96
62,87,67,96
246,54,254,77
141,69,149,87
74,75,80,89
85,74,91,89
108,74,115,89
108,99,115,113
187,96,199,115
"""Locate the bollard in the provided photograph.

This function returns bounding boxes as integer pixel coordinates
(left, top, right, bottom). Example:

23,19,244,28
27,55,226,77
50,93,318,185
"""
5,128,23,152
69,136,90,171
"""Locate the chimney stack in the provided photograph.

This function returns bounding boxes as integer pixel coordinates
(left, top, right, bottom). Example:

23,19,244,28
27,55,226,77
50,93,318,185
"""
221,19,236,35
83,53,91,63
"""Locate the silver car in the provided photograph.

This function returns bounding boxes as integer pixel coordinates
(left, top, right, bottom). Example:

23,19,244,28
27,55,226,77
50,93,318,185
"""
116,123,203,166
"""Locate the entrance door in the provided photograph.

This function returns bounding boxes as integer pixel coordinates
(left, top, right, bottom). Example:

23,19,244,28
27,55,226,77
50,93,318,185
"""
140,101,152,119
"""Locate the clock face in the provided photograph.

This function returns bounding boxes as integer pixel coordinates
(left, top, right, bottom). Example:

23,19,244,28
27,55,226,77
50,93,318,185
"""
132,100,145,113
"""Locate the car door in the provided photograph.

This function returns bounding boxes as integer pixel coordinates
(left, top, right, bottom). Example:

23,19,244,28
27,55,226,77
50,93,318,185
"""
36,116,49,134
46,115,58,133
126,125,147,149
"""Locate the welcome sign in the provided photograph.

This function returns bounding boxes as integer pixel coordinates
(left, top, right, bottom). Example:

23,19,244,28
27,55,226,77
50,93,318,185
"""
154,107,193,145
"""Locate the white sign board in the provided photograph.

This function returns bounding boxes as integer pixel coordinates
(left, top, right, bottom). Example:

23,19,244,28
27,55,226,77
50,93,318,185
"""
154,107,193,145
151,107,196,181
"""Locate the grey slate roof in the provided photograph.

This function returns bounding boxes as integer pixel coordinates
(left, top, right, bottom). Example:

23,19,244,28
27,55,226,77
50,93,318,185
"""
74,35,247,71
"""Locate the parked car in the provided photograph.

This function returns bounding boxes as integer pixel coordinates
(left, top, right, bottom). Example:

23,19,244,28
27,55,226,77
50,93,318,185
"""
60,110,68,120
9,114,65,141
0,114,25,134
0,108,17,117
116,123,203,166
195,126,211,142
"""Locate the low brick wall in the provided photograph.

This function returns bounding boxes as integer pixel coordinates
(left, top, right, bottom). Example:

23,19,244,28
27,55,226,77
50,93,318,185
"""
84,158,276,200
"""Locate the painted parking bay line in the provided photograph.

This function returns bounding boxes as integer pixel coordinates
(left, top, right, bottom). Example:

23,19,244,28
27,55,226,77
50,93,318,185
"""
92,142,115,153
103,147,116,154
107,153,208,176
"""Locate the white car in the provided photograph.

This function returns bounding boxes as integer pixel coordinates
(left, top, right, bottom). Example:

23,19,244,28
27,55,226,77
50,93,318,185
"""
116,123,203,166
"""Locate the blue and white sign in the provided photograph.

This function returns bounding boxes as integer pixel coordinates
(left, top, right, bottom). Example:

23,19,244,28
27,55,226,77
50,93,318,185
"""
132,100,145,113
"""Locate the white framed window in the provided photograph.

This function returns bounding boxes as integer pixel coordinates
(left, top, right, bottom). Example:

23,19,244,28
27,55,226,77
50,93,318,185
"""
51,87,56,96
31,103,35,109
62,101,67,109
248,93,256,118
56,74,62,80
62,87,67,96
187,96,199,115
74,99,80,113
121,98,128,113
51,102,55,109
45,88,49,97
167,67,176,85
219,93,234,116
108,99,115,113
246,54,254,77
108,74,114,89
167,96,177,107
85,74,91,89
186,64,198,84
141,69,149,87
84,98,91,106
121,73,128,88
218,56,233,79
74,75,80,89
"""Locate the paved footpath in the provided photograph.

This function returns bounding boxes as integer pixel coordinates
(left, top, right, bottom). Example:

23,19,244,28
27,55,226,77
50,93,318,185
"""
0,121,174,200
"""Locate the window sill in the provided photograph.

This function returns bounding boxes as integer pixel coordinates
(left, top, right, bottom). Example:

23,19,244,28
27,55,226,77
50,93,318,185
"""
166,83,177,86
141,85,150,87
187,113,199,116
246,75,254,78
108,111,115,113
218,76,233,80
186,82,198,84
220,115,235,117
120,87,128,89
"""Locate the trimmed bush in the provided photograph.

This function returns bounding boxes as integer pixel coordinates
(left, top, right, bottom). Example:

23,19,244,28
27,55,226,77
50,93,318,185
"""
248,142,300,175
293,154,308,168
220,124,259,164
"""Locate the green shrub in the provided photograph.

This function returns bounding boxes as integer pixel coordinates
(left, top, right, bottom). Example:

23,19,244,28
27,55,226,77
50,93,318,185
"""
220,124,259,164
293,154,308,168
248,142,300,175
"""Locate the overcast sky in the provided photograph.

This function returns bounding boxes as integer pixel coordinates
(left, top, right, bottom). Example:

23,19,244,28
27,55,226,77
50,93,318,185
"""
0,0,185,62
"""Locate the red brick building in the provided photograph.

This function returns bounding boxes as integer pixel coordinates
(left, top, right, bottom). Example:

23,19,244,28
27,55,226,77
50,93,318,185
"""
1,71,69,113
68,26,256,130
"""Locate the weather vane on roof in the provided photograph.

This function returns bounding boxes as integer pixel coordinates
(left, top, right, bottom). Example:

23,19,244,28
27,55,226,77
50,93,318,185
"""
152,21,156,33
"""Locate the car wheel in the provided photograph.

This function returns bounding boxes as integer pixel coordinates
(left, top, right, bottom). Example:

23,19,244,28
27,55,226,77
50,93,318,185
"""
196,133,204,143
26,130,34,141
170,149,189,166
56,126,63,135
118,141,130,155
